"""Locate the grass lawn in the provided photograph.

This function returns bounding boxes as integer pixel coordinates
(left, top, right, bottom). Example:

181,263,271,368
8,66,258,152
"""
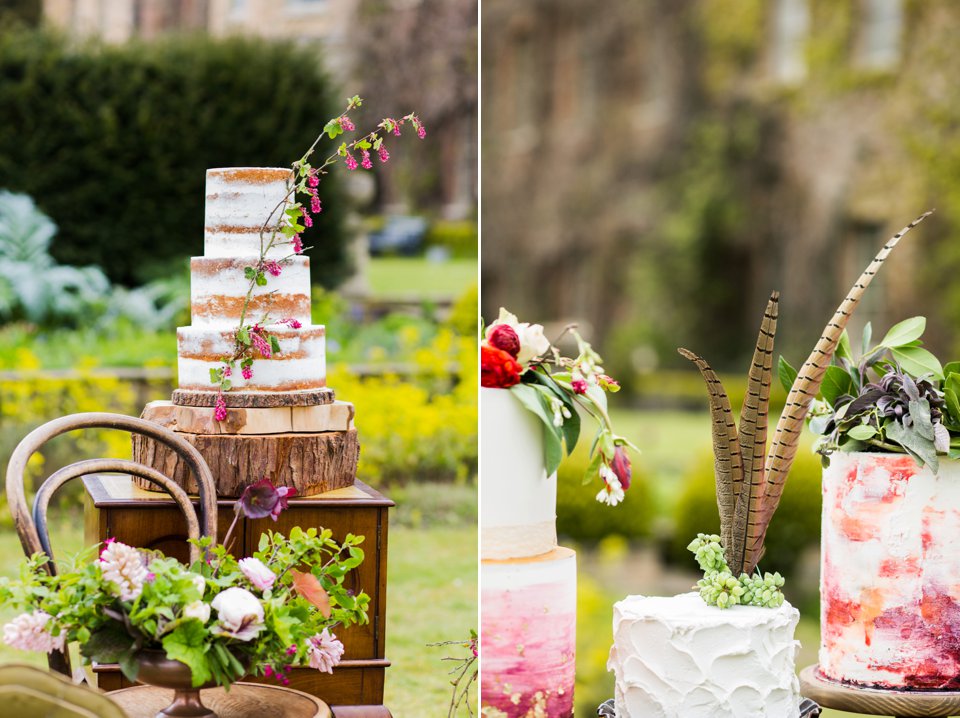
367,257,477,299
0,508,478,716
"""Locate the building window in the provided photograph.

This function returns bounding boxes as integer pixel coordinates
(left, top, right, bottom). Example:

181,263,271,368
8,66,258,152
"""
771,0,809,83
859,0,902,70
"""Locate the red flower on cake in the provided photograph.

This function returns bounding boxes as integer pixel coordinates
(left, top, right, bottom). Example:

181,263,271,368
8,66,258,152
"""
487,324,520,358
481,344,523,388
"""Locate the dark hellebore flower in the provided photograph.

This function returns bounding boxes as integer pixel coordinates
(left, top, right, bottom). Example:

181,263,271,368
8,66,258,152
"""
237,478,297,521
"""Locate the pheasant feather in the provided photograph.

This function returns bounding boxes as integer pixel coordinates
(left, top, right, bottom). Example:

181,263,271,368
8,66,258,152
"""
678,348,742,565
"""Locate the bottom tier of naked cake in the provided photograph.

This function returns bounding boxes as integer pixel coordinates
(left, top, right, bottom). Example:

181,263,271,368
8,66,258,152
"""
608,592,801,718
481,547,576,718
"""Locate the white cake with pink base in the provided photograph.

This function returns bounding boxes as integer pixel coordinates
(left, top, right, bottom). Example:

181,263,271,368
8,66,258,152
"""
608,593,801,717
177,168,327,395
820,452,960,689
480,387,576,717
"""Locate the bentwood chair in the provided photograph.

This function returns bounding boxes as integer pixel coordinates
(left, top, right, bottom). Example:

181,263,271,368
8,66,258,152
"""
5,412,219,677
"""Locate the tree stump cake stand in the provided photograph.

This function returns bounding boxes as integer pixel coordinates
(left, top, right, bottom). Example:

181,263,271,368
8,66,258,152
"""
801,665,960,718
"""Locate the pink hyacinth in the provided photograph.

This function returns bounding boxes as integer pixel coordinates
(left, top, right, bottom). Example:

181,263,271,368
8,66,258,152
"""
306,629,344,674
344,153,358,171
339,115,355,132
281,318,302,329
99,540,150,600
242,366,253,380
308,172,319,188
301,206,313,228
361,150,373,170
378,145,390,163
263,261,282,277
311,195,322,214
3,611,65,654
292,234,304,254
251,332,271,359
214,394,228,422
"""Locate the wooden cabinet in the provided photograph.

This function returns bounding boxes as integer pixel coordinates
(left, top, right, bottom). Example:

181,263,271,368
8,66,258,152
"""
82,475,393,718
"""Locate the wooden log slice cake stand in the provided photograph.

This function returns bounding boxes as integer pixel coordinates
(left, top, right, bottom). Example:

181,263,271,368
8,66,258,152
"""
801,665,960,718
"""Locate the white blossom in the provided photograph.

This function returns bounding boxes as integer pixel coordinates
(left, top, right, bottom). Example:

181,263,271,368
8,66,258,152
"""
183,600,211,624
99,540,149,601
211,587,264,641
595,467,625,507
486,308,551,365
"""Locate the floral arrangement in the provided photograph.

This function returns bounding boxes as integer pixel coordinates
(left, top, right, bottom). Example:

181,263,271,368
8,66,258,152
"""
430,630,478,717
480,308,636,506
0,479,369,687
798,316,960,471
209,95,425,420
680,212,930,607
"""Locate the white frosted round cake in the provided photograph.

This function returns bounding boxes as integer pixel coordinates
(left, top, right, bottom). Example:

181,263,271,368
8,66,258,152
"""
608,592,801,718
480,387,557,559
177,168,327,394
481,547,576,717
820,452,960,689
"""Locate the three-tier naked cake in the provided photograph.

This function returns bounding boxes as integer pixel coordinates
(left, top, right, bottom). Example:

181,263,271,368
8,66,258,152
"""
480,387,576,718
134,167,359,496
176,167,330,403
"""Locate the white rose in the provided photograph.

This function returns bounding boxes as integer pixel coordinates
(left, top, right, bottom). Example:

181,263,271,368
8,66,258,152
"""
211,587,264,641
183,600,211,624
486,307,551,365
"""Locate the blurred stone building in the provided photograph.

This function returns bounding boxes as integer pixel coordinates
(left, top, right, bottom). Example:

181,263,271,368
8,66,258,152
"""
482,0,956,372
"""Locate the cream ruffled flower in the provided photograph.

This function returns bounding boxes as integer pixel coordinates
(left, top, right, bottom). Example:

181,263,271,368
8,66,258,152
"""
595,466,625,507
99,540,149,601
3,611,65,654
306,628,344,673
486,308,551,365
211,587,264,641
183,600,211,624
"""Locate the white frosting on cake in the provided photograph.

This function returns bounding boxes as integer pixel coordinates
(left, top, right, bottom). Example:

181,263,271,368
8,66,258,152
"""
820,452,960,689
608,592,800,718
480,387,558,560
176,168,326,394
481,548,577,717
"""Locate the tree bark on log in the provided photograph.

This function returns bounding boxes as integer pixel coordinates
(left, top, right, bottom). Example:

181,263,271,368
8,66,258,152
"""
132,430,359,497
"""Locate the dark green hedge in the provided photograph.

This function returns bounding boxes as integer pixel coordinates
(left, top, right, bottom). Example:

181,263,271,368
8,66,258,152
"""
0,29,348,286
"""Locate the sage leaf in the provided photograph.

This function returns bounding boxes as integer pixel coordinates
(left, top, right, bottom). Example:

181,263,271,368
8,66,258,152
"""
890,345,944,380
847,423,877,441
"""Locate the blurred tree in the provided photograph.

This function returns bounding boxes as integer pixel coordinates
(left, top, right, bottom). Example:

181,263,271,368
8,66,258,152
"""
0,29,348,287
0,0,41,26
354,0,477,217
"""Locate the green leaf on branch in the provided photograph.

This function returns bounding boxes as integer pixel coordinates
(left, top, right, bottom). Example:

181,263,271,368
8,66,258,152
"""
880,316,926,348
821,365,854,406
162,621,212,688
323,120,342,139
846,423,877,441
582,450,602,486
238,326,250,346
890,345,944,380
244,266,256,280
837,330,853,363
778,355,798,393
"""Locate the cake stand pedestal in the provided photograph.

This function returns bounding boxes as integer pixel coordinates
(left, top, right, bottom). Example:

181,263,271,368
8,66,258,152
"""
801,665,960,718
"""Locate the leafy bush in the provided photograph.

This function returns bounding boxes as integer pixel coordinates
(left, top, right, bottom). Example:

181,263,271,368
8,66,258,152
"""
0,29,346,286
557,448,653,543
424,220,478,258
670,447,822,576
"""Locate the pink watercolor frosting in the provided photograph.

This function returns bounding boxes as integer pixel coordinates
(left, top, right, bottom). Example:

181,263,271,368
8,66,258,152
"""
481,547,576,717
820,452,960,689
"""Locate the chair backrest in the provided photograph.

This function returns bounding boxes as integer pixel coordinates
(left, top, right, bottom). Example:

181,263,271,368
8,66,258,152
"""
5,412,219,676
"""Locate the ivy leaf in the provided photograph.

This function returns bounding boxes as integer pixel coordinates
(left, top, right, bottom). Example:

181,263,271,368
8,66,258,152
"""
778,355,797,394
880,316,926,348
290,569,332,618
510,383,564,475
890,346,944,380
820,365,854,407
161,621,212,688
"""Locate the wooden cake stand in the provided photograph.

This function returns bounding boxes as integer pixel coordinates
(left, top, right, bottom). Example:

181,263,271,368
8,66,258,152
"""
801,665,960,718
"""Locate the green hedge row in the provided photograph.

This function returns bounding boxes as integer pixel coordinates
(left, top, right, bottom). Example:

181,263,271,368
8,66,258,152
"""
0,29,348,286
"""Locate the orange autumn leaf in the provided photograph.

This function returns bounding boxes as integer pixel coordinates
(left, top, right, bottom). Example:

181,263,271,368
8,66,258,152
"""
291,569,331,618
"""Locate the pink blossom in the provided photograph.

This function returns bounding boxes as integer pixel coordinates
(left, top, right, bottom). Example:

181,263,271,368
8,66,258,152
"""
286,645,297,656
272,486,296,520
378,146,390,163
214,394,227,422
308,172,319,188
264,665,274,678
311,195,322,214
571,377,588,394
242,366,253,380
3,611,65,654
361,150,373,170
345,153,358,171
281,318,302,329
222,366,232,378
301,206,313,228
338,116,355,132
238,557,276,591
392,120,401,137
307,629,344,673
251,332,272,359
415,118,426,139
238,479,296,521
263,261,282,277
292,234,304,254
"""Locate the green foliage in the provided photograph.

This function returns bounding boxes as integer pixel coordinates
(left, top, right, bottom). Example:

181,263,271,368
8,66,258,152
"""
424,220,478,258
556,449,653,543
0,28,347,286
687,534,786,609
671,448,822,576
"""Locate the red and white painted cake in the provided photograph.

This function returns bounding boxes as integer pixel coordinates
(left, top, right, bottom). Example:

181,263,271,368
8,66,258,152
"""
480,388,576,717
176,168,327,394
820,451,960,689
